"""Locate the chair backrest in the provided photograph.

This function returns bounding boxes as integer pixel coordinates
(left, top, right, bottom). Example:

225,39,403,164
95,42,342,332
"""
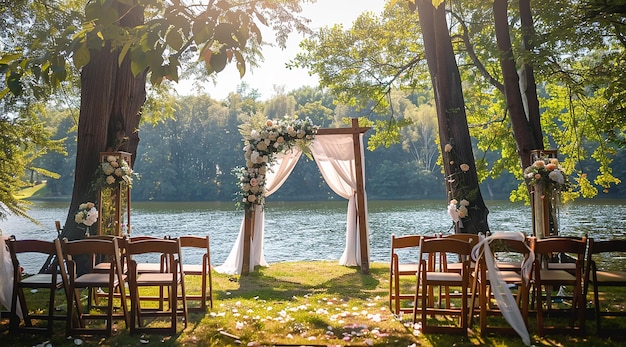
125,238,182,274
533,236,587,273
534,236,587,257
178,235,210,263
487,236,534,262
179,235,210,250
58,238,122,276
585,238,626,273
7,238,59,278
419,237,472,272
421,237,472,256
391,234,422,251
441,233,479,250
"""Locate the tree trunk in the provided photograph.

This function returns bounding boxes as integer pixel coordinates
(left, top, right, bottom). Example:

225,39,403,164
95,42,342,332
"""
416,0,489,234
46,2,146,274
518,0,543,151
493,0,541,169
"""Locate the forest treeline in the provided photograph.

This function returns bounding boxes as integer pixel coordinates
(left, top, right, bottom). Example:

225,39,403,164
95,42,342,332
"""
33,86,626,203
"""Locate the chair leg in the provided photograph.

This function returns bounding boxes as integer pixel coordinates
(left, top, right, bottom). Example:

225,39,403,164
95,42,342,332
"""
47,285,56,333
594,283,601,331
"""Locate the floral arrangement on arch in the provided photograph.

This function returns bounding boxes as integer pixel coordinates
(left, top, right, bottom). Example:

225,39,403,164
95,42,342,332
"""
94,154,133,189
524,157,571,193
234,116,319,209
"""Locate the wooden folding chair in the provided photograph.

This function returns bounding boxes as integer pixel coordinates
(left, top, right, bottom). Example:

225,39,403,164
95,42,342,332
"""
6,237,67,335
126,238,188,335
470,234,533,338
532,236,587,336
390,234,422,315
584,238,626,335
413,237,472,335
179,235,213,311
55,237,129,336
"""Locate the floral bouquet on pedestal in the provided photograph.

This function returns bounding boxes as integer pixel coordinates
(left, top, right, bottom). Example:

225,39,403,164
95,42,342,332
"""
75,202,98,237
95,155,133,189
523,158,571,194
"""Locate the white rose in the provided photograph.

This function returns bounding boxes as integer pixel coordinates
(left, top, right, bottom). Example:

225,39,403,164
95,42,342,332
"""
458,205,468,218
107,155,116,163
447,202,459,223
79,203,88,210
250,151,260,164
106,176,116,185
114,168,123,177
549,170,565,184
84,208,98,226
102,163,115,175
75,212,84,224
247,194,257,203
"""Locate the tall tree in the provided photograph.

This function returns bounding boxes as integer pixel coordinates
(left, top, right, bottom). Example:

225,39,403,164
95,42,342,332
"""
413,0,489,233
1,0,312,241
292,0,625,210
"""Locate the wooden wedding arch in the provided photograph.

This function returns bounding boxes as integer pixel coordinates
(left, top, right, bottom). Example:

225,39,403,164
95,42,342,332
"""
240,118,371,275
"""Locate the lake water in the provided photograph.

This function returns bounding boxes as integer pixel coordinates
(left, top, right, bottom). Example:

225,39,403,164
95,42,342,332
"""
2,199,625,273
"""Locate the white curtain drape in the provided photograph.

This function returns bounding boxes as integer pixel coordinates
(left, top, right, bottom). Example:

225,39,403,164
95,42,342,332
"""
471,232,533,346
0,237,22,318
215,148,302,274
310,134,369,266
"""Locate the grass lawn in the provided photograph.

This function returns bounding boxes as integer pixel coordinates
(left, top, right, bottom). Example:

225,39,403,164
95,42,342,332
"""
1,261,625,346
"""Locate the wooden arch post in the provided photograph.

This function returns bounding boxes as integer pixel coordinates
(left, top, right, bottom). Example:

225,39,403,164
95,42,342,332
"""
316,118,371,274
240,118,371,275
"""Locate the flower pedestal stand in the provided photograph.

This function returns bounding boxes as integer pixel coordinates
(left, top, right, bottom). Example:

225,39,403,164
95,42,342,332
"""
531,183,551,239
98,151,132,237
529,150,559,239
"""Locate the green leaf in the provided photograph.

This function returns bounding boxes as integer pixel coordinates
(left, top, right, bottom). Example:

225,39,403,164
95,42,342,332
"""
233,50,246,77
166,29,184,51
73,43,91,69
214,23,238,47
118,40,133,67
7,73,23,96
210,47,227,73
0,53,22,64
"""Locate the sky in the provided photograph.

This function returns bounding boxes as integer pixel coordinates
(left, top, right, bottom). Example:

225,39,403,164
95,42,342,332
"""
176,0,385,100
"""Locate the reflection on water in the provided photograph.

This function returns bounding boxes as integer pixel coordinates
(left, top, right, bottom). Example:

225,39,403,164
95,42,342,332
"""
2,199,625,273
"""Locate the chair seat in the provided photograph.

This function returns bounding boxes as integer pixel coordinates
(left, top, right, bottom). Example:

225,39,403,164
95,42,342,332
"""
425,271,462,283
496,261,522,271
547,262,576,270
75,273,124,287
396,263,420,275
538,269,576,282
477,270,522,283
94,262,128,273
136,272,176,285
594,270,626,284
182,264,207,275
20,274,63,287
136,263,163,273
